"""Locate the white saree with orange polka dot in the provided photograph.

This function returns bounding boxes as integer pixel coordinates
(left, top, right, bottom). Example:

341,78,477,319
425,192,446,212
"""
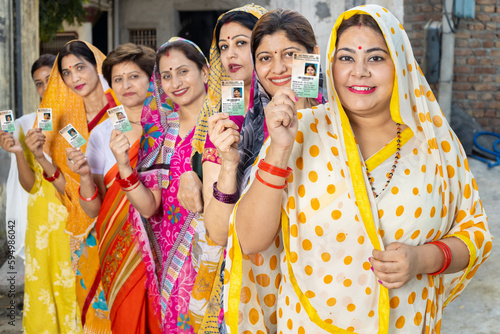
223,5,492,334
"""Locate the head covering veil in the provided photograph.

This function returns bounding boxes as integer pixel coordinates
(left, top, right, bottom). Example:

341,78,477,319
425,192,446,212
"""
223,5,491,333
191,4,267,155
36,40,118,239
130,37,209,321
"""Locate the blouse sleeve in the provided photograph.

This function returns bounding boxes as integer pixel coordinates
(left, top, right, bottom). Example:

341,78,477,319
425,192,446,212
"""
86,129,105,175
441,157,492,306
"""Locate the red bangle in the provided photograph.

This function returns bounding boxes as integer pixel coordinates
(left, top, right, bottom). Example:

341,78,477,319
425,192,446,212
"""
255,170,287,189
258,159,292,178
123,180,141,192
43,168,60,182
116,168,139,188
427,241,452,275
79,184,98,202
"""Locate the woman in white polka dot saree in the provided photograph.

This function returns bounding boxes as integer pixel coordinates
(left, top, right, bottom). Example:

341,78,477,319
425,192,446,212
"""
223,4,492,334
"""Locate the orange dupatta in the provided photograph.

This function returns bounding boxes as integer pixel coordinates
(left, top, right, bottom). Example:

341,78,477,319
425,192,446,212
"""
36,41,119,333
36,40,119,241
96,139,161,334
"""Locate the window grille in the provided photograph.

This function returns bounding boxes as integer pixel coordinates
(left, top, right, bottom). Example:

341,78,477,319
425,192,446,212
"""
129,29,156,50
40,32,79,55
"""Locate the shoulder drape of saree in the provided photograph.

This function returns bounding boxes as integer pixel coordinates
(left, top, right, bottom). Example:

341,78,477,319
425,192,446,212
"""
94,140,161,333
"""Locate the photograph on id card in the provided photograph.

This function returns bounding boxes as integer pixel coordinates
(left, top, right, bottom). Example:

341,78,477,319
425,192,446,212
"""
291,53,320,98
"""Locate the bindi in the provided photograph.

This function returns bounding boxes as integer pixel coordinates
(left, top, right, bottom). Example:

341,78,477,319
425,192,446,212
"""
227,36,230,39
358,46,362,50
170,67,172,70
69,65,72,69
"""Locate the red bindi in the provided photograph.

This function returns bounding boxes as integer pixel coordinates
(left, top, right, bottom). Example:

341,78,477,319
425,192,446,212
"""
358,46,362,50
170,67,172,70
69,65,72,69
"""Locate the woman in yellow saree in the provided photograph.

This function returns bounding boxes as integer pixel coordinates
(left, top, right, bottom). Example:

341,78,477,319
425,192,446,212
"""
224,5,492,333
1,55,82,333
26,40,119,333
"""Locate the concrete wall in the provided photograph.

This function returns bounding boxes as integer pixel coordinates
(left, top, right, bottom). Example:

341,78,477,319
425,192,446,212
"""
20,0,40,116
63,21,93,44
0,0,39,263
119,0,178,48
117,0,411,70
0,0,14,261
118,0,345,64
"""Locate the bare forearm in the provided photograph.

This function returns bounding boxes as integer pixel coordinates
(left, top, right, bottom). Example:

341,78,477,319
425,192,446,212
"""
418,236,470,275
78,174,102,218
36,155,66,194
14,151,35,192
204,162,238,246
118,164,161,218
236,147,291,255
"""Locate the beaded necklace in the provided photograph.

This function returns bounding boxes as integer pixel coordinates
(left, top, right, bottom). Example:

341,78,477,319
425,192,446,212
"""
365,123,401,198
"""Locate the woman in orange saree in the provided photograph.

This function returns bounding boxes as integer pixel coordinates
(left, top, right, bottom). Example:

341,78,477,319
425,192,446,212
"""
66,43,161,333
27,40,119,333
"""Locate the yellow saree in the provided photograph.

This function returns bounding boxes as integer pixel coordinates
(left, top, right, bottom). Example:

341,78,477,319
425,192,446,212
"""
224,5,492,334
21,123,82,334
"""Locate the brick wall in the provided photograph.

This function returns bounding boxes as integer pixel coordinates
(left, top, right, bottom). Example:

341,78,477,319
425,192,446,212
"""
404,0,500,133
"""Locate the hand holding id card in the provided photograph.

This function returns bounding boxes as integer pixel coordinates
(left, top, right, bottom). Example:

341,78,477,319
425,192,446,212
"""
59,124,87,148
107,105,132,133
222,81,245,116
37,108,53,131
0,110,15,133
291,53,321,98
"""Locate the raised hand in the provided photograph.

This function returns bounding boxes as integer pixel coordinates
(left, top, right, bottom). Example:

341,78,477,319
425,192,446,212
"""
207,113,241,166
109,129,131,168
0,132,22,154
264,87,299,156
66,147,91,176
25,128,46,160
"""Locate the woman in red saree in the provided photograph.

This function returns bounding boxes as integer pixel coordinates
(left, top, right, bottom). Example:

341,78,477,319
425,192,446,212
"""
66,43,161,333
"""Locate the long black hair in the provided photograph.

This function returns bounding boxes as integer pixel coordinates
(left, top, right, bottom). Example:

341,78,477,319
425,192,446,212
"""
31,54,56,78
57,41,97,76
215,11,259,51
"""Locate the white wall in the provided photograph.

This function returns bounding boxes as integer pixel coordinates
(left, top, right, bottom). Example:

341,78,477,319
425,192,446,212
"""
62,21,93,44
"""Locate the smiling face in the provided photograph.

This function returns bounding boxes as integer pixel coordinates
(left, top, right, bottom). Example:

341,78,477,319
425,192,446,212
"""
233,88,242,98
60,54,100,98
158,48,208,109
332,25,395,119
306,65,316,76
32,66,52,98
218,22,254,86
110,61,150,110
254,31,308,97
